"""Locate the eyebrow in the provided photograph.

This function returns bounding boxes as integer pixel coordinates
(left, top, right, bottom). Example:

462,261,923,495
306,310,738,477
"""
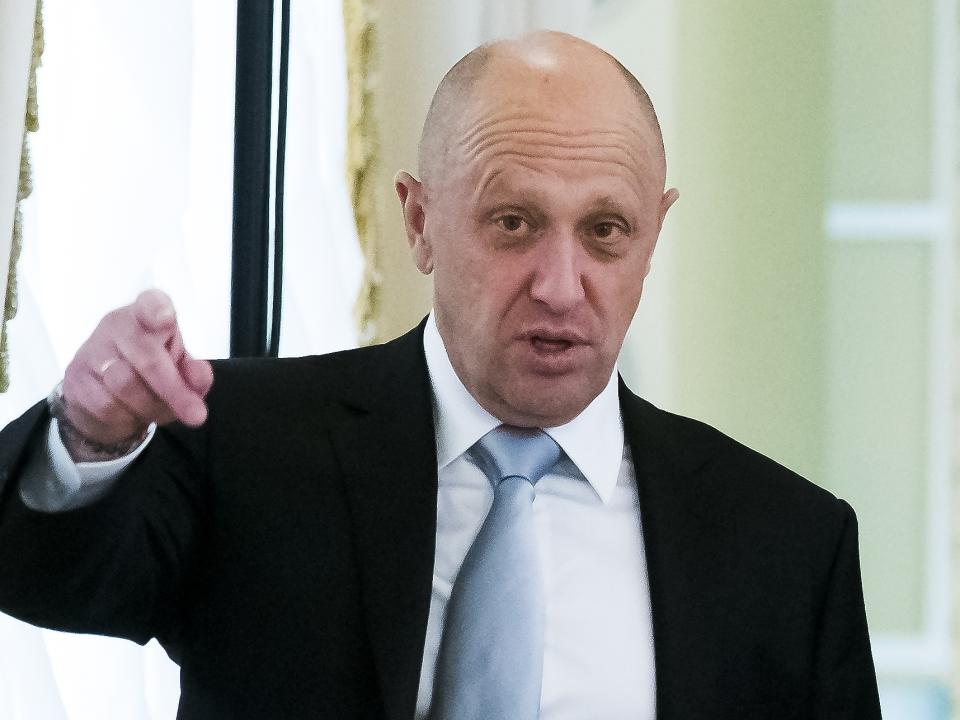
476,182,549,215
584,195,636,219
475,171,646,221
589,195,621,210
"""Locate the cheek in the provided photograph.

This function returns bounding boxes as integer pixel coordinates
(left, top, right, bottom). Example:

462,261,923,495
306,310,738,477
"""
590,268,645,330
436,239,525,312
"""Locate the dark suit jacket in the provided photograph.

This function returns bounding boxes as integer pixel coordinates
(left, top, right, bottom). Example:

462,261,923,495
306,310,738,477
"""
0,322,880,719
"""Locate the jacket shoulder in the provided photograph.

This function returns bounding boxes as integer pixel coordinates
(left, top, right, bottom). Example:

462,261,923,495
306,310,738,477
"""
624,391,847,520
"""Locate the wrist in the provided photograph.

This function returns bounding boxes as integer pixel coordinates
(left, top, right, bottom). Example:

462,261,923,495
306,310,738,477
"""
47,382,150,463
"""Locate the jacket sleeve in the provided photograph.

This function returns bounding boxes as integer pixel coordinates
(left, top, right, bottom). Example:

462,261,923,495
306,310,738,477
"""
0,399,207,647
810,499,882,719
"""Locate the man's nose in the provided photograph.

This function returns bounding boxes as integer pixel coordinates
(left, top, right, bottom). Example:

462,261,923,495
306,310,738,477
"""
528,233,586,313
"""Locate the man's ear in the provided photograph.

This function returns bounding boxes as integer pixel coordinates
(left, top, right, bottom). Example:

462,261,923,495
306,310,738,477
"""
641,187,680,277
395,171,434,274
658,187,679,233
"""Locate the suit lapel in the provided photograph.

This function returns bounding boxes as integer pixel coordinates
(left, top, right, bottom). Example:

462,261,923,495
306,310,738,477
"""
620,382,734,718
322,337,737,720
324,324,438,720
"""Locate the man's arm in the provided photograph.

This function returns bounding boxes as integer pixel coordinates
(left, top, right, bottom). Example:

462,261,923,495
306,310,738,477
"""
0,288,213,643
0,398,207,645
811,500,882,718
11,288,209,514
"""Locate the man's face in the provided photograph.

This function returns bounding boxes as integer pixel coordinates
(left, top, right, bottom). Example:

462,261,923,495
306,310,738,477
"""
399,53,676,427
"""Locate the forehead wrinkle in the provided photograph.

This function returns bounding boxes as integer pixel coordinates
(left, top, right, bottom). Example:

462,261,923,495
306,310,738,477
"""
454,110,663,187
470,151,657,213
465,131,641,161
459,114,653,156
476,166,505,199
467,143,659,196
460,115,643,153
464,133,646,171
474,158,552,203
476,149,645,171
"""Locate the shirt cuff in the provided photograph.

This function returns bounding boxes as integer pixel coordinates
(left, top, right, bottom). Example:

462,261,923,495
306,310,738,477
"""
19,419,156,512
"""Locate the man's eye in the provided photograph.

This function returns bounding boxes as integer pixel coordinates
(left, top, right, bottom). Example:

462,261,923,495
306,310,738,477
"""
594,222,618,239
497,215,527,233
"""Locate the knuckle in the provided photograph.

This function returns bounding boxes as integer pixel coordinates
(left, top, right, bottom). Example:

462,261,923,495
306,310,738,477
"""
63,360,84,387
139,353,168,378
118,332,153,363
94,309,133,346
103,363,136,396
62,365,92,404
99,308,126,330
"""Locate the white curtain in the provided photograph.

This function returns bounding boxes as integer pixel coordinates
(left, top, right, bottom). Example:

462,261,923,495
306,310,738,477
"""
0,1,362,718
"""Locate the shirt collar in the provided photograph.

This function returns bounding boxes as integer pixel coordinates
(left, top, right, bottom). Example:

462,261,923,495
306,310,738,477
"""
423,312,625,504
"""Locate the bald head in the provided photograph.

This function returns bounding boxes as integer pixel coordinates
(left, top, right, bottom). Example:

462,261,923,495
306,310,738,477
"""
394,31,679,427
417,31,665,187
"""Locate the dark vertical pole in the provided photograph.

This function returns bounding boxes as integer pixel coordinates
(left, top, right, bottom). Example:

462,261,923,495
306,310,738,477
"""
230,0,274,358
268,0,290,358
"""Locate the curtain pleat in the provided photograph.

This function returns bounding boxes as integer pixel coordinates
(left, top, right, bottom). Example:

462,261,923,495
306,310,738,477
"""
1,0,43,393
343,0,380,344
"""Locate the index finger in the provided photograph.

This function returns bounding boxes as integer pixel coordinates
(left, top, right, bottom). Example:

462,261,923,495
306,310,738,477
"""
133,289,177,335
115,331,207,426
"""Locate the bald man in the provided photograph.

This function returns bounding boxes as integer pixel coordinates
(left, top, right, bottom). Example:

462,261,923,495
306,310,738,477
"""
0,32,879,720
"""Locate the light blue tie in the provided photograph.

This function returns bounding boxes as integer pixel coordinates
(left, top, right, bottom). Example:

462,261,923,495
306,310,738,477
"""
431,425,562,720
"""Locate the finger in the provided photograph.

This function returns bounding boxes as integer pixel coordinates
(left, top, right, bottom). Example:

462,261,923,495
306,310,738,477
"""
100,357,178,426
66,367,145,443
114,330,207,427
164,325,186,361
97,357,119,378
179,352,214,397
72,321,122,378
166,329,213,397
133,289,177,335
161,327,214,406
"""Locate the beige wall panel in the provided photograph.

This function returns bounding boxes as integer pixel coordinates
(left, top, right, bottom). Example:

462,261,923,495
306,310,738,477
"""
370,1,483,342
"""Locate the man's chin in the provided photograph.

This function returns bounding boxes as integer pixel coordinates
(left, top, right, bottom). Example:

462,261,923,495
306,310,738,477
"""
494,374,602,428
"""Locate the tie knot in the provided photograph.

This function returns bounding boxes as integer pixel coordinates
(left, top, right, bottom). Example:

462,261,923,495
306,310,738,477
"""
470,425,562,488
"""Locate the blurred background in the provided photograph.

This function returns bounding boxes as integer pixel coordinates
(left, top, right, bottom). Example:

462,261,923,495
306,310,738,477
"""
0,0,956,718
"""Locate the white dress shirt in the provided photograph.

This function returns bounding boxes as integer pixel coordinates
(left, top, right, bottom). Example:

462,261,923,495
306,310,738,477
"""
418,314,655,719
20,314,656,718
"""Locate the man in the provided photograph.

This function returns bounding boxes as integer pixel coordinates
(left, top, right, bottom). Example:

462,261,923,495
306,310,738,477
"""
0,31,880,719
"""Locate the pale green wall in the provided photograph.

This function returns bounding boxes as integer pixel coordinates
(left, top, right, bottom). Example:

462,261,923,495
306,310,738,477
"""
602,0,939,644
826,240,931,633
823,0,936,637
829,0,934,202
669,1,831,483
